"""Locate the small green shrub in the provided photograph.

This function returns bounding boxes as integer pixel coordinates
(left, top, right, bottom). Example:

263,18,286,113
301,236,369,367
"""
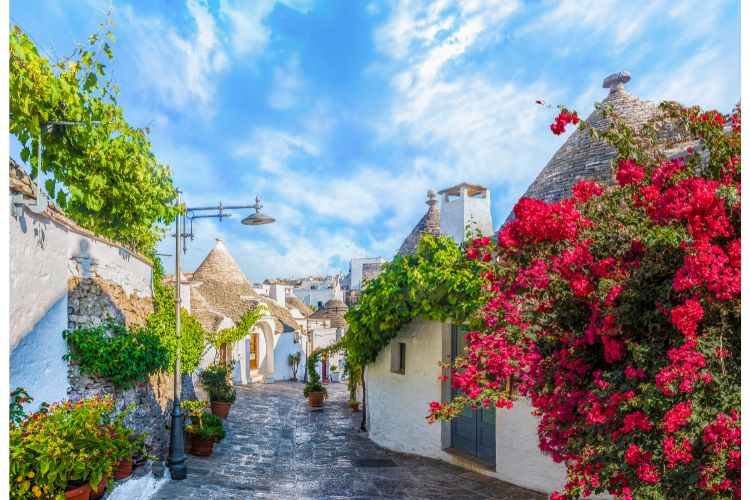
303,380,327,398
198,363,236,403
63,321,169,389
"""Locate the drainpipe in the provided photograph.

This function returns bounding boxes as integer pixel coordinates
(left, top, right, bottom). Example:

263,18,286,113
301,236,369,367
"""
359,366,367,432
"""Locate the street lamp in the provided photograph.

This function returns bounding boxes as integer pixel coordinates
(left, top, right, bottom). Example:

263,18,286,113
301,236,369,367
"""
167,189,275,480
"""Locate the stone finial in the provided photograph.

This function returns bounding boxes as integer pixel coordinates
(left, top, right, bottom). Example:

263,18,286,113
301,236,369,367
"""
426,189,437,207
603,71,631,94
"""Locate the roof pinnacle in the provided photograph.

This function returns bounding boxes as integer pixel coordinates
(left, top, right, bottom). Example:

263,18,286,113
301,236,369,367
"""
603,71,631,94
426,189,437,207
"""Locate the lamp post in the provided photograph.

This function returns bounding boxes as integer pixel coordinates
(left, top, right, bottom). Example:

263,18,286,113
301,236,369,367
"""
167,190,275,480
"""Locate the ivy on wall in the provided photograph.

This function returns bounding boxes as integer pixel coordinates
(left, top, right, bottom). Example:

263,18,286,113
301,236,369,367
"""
343,235,484,368
62,321,169,389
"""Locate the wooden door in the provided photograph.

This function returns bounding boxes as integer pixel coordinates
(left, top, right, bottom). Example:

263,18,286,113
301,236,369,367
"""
249,334,258,371
321,352,329,379
450,325,496,463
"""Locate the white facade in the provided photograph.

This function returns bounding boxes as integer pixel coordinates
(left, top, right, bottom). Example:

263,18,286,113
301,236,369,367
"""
293,275,343,309
348,257,387,291
365,319,568,495
9,192,153,411
438,183,493,244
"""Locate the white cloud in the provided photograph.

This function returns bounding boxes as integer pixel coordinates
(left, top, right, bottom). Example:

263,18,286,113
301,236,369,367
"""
118,0,228,116
231,127,319,173
219,0,314,57
268,53,306,109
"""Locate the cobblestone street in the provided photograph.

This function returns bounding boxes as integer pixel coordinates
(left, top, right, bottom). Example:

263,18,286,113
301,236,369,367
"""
154,382,544,499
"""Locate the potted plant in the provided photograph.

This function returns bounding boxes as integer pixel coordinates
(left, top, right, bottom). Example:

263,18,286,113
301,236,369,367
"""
183,400,226,456
199,363,237,419
347,399,360,412
330,364,341,383
288,352,302,382
303,350,328,407
303,380,328,407
9,391,121,500
110,430,148,481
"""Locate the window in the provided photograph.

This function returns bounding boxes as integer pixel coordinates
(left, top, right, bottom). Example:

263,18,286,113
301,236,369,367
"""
390,341,406,374
317,301,323,308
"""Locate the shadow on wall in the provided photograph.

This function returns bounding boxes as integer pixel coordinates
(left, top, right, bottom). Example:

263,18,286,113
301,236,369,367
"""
10,293,69,412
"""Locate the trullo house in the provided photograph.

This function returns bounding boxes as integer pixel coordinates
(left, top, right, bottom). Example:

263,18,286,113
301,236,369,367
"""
362,72,701,495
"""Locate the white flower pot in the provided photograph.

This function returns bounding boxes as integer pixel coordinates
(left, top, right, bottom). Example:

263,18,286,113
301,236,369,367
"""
330,372,341,383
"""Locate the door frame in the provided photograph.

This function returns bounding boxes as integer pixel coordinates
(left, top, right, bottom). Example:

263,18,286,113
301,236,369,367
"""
448,324,496,464
249,333,259,371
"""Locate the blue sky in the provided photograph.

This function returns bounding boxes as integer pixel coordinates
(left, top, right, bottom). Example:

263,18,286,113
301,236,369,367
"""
10,0,740,282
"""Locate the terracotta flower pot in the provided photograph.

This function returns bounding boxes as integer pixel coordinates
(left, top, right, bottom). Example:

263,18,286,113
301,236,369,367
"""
113,459,133,480
89,474,109,500
308,391,325,407
63,483,91,500
189,435,215,456
291,377,298,382
349,403,360,412
210,401,232,420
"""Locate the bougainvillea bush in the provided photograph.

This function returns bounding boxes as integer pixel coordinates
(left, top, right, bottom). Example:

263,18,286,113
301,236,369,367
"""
429,103,740,499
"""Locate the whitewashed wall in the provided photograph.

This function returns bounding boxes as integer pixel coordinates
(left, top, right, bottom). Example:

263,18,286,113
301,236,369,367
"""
9,197,153,410
273,331,304,380
366,319,444,457
366,318,569,495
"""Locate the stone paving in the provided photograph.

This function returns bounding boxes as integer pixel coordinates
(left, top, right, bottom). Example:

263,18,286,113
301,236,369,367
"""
153,381,545,499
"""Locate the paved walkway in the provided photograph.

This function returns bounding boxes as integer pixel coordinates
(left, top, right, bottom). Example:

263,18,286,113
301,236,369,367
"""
154,382,544,499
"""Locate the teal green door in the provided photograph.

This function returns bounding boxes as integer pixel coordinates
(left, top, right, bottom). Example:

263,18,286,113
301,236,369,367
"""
450,325,496,463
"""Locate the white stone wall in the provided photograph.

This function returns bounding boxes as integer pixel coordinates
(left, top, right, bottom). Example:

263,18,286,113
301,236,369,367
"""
294,288,335,309
366,318,569,495
9,198,153,410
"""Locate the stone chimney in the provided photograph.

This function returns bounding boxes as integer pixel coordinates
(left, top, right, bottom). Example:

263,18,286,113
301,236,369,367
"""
438,183,493,244
603,71,631,95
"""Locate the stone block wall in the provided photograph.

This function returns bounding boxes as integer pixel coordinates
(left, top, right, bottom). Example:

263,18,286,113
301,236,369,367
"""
65,276,195,457
10,161,195,459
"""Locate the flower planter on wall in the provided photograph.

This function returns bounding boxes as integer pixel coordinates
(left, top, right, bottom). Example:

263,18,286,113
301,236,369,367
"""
113,459,132,481
63,483,91,500
210,401,232,420
189,435,215,456
308,391,325,407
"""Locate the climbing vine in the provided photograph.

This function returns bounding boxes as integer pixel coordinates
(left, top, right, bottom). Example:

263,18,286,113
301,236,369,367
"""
147,258,208,373
9,15,178,252
205,305,266,356
343,235,484,367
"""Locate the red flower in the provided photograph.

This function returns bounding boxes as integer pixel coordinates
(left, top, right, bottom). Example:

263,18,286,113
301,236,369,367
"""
670,299,704,338
615,160,645,186
662,402,692,433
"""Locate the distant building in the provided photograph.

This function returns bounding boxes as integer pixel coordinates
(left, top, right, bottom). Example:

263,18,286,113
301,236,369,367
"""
292,274,344,309
306,299,349,380
345,257,387,305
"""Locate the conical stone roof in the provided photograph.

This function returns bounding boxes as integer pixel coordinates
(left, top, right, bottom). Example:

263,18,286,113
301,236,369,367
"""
509,71,680,223
396,190,442,256
192,239,253,285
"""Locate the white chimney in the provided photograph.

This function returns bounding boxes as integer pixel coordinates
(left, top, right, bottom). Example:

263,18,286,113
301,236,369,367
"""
269,283,285,307
438,183,493,244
